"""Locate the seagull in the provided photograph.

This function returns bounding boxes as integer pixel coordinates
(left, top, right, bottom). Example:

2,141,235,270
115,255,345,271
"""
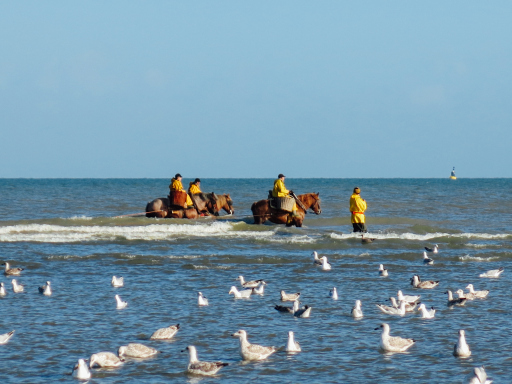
293,303,312,318
468,367,492,384
115,294,127,309
150,324,180,340
229,286,252,299
319,256,331,271
351,300,363,318
285,331,301,352
198,292,209,306
274,300,298,314
456,289,475,301
252,281,266,295
111,276,124,287
2,262,24,276
466,284,489,298
389,297,418,312
72,359,91,380
379,264,388,277
424,244,439,253
89,352,125,368
38,281,52,296
231,329,276,361
237,276,264,289
397,290,421,304
11,279,24,293
330,287,338,300
479,267,504,278
423,252,434,265
454,329,471,358
312,251,322,265
0,330,15,344
376,301,406,316
0,282,6,296
375,323,415,352
182,345,228,376
118,343,160,358
280,290,300,302
411,275,439,289
445,290,467,307
417,304,436,319
361,234,376,243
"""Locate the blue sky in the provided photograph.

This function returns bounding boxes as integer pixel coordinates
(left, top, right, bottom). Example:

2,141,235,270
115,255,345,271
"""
1,2,511,178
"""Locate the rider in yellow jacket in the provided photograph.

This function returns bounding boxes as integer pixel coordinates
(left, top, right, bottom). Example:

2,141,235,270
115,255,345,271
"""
188,178,202,194
169,174,193,207
272,174,298,215
349,187,367,232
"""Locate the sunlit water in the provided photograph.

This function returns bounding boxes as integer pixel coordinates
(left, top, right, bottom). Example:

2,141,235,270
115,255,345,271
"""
0,179,510,383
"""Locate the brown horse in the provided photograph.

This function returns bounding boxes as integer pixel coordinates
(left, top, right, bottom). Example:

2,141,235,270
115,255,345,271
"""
145,193,234,219
251,193,321,227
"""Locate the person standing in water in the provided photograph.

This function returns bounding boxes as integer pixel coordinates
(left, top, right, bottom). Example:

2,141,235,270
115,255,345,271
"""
350,187,367,232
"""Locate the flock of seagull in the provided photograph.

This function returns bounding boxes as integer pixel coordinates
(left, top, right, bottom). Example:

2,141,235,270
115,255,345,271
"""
1,243,504,382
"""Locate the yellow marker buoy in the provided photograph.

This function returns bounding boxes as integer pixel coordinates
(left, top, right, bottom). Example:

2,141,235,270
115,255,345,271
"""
450,167,457,180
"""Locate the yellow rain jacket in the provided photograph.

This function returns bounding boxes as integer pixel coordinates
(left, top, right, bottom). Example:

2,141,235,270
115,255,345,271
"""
350,193,367,224
272,179,297,211
188,182,202,194
169,178,193,206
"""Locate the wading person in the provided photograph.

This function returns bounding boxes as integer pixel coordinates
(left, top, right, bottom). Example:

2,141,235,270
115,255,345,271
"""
169,173,193,208
350,187,367,232
273,174,298,217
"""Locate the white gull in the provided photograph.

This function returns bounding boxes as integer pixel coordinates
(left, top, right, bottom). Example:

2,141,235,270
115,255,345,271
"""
330,287,338,300
376,323,415,352
454,329,471,358
286,331,301,352
183,345,228,376
89,352,124,368
231,329,276,361
468,367,492,384
389,297,418,312
423,252,434,265
417,304,436,319
379,264,388,277
115,294,127,309
252,282,266,295
280,290,300,302
72,358,91,380
376,301,406,316
111,276,124,287
118,343,160,358
0,282,6,296
312,251,322,265
11,279,24,293
229,286,252,299
456,289,475,301
466,284,489,298
198,292,209,306
0,330,15,344
319,256,331,271
397,290,420,304
351,300,363,318
150,324,180,340
38,281,52,296
479,267,504,278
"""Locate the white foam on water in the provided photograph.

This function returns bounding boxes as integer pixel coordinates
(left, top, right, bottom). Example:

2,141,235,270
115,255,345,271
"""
459,254,500,262
330,232,510,241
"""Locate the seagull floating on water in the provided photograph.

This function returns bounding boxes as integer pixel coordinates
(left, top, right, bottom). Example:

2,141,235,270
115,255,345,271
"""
423,252,434,265
389,297,418,312
198,292,209,306
150,324,180,340
411,275,439,289
319,256,331,271
0,330,15,344
379,264,388,277
376,323,415,352
397,290,421,304
111,276,124,287
424,244,439,253
330,287,338,300
280,290,300,302
376,301,406,316
183,345,228,376
275,300,298,314
468,367,492,384
72,359,91,380
417,304,436,319
252,282,266,295
312,251,323,265
11,279,24,293
115,294,127,309
293,302,312,318
89,352,125,368
445,290,467,307
229,286,252,299
466,284,489,298
231,329,277,361
237,276,264,289
118,343,160,358
479,267,504,278
0,282,6,296
286,331,301,352
351,300,363,318
454,329,471,358
2,262,24,276
456,289,475,301
38,281,52,296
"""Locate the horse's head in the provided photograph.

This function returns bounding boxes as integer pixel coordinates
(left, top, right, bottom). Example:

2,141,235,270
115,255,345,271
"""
309,193,322,214
221,194,234,215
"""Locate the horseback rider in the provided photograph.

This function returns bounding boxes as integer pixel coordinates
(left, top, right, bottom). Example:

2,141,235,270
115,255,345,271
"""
188,178,202,194
273,174,298,216
169,174,193,208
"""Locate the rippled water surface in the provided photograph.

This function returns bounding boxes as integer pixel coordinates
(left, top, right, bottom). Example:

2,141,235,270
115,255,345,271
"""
0,179,511,383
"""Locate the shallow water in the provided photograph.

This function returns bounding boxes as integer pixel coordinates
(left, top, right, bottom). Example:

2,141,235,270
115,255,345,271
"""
0,178,510,383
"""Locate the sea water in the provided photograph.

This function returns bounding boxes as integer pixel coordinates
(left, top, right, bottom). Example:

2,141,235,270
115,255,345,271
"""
0,178,510,383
